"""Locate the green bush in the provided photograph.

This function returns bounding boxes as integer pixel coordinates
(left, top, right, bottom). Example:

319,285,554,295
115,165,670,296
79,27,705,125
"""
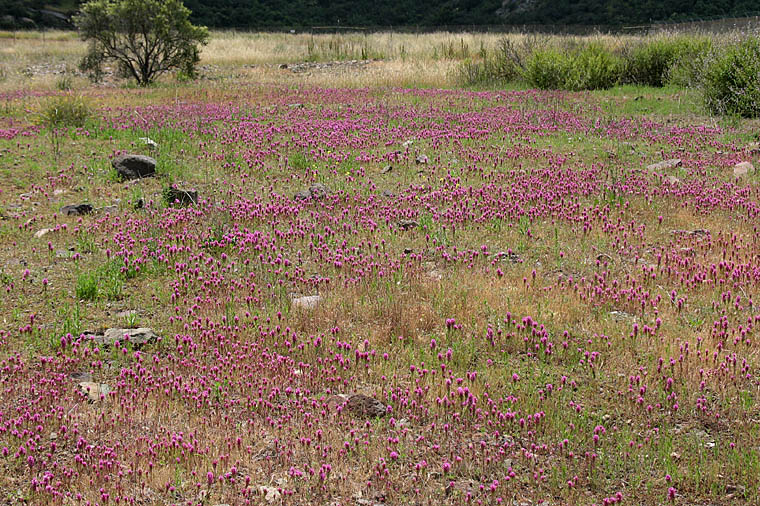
702,37,760,118
39,95,91,130
665,37,713,87
524,48,570,90
525,44,621,91
568,43,622,91
452,38,524,87
625,36,712,87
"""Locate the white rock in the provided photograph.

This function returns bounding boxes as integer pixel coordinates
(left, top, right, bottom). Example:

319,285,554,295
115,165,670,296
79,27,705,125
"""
292,295,321,310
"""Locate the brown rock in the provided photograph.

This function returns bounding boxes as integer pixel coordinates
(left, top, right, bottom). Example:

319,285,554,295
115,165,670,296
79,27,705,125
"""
346,394,387,418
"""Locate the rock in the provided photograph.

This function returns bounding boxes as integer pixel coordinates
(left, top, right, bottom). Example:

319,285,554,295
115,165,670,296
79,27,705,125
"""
646,159,681,172
382,190,395,197
288,103,304,109
415,154,429,164
112,154,156,180
346,394,387,418
292,295,321,310
279,63,288,69
34,228,53,239
164,187,198,206
60,203,93,216
402,140,414,148
257,486,281,503
308,183,328,199
398,220,417,230
664,175,681,185
609,310,635,322
138,137,158,150
293,189,311,200
734,161,754,178
495,251,522,263
69,371,93,382
294,183,329,201
77,382,111,402
381,165,393,174
89,327,160,348
98,205,119,214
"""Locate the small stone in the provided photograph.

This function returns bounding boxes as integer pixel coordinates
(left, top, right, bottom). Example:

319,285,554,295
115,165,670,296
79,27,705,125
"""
257,486,281,503
293,189,311,200
138,137,158,150
381,165,392,174
294,183,329,201
398,220,417,230
734,161,754,178
99,205,119,214
70,371,93,382
77,382,111,402
164,187,198,206
646,159,682,172
415,154,429,164
664,175,681,185
382,190,394,197
34,228,53,239
292,295,321,310
60,203,93,216
308,183,328,199
402,140,414,148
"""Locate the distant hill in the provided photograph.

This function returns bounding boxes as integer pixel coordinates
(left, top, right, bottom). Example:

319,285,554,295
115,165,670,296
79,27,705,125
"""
1,0,758,29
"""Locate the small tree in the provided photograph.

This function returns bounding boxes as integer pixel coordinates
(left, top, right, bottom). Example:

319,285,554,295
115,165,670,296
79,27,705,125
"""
75,0,209,86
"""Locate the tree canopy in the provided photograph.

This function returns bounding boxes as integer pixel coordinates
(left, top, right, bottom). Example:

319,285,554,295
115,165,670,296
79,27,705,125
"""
74,0,209,85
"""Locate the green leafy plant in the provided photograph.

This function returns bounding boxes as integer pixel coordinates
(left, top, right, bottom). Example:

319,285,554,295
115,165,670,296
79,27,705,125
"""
75,271,99,301
39,95,91,160
624,35,712,87
74,0,209,86
524,48,570,90
568,43,622,91
702,37,760,118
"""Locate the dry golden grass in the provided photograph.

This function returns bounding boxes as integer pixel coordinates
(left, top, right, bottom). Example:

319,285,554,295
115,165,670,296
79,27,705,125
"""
0,29,707,92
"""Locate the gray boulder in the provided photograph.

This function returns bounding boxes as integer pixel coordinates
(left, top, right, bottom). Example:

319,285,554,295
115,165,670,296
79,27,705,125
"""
60,203,93,216
112,154,156,180
88,327,159,348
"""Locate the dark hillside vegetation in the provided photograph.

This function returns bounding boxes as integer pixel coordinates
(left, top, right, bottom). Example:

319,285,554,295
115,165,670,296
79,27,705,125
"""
2,0,758,29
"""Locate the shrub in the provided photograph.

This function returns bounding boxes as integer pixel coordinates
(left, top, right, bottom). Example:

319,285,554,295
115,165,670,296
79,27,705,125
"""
452,38,524,87
525,44,621,91
524,48,570,90
625,35,712,87
39,95,91,130
665,37,713,87
702,37,760,118
567,43,622,91
39,95,92,160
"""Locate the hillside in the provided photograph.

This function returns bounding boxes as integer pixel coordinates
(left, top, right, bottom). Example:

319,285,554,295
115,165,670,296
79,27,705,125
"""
1,0,758,29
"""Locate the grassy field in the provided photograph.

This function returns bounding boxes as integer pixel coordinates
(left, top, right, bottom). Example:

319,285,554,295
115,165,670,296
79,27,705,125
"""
1,30,760,505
